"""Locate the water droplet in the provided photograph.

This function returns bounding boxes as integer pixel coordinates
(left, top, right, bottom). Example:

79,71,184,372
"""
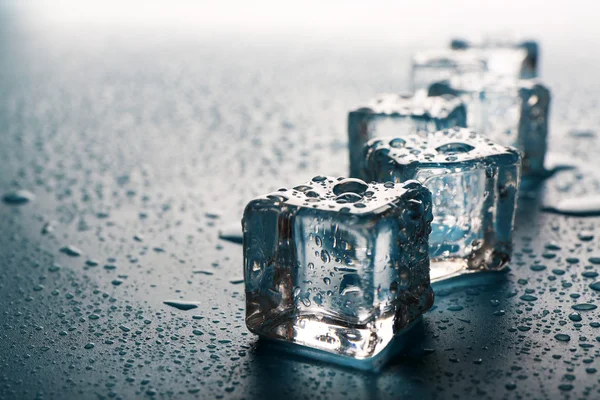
572,303,597,311
41,221,55,235
335,193,363,203
589,281,600,291
520,294,538,302
435,142,475,155
389,138,406,148
569,312,582,322
59,246,82,257
320,250,330,263
84,343,95,349
163,300,200,311
555,334,571,342
558,384,573,392
578,231,594,241
569,129,596,138
2,190,34,205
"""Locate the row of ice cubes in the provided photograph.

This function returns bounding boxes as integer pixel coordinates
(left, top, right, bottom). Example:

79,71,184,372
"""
242,37,550,363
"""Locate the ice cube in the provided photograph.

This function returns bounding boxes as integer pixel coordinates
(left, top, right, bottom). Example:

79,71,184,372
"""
348,91,467,179
363,128,521,282
450,37,538,79
243,176,434,360
410,49,487,91
428,74,550,177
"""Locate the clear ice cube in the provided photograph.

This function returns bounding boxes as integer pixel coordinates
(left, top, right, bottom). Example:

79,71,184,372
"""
410,49,487,91
450,37,538,79
428,74,550,177
243,176,434,360
362,128,521,282
348,91,467,179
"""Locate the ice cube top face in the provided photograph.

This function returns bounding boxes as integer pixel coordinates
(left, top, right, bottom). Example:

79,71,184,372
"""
348,92,467,179
243,176,434,360
450,37,538,79
362,129,521,282
411,49,487,91
428,75,550,177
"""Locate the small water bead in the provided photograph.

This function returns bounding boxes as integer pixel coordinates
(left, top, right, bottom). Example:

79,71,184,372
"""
589,281,600,291
163,300,200,311
293,185,313,192
558,384,573,392
520,294,538,302
447,305,464,312
389,138,407,148
2,190,35,205
434,142,475,155
530,264,546,272
60,246,83,257
569,313,583,322
311,176,327,182
572,303,597,311
582,271,598,278
555,334,571,342
315,236,322,247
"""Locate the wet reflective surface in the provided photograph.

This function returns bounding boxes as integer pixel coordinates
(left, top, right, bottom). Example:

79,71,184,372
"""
2,3,600,399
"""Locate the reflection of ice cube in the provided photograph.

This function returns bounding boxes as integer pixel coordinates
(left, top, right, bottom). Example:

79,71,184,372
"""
428,74,550,177
450,37,538,79
363,128,521,282
243,176,434,360
348,91,467,179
